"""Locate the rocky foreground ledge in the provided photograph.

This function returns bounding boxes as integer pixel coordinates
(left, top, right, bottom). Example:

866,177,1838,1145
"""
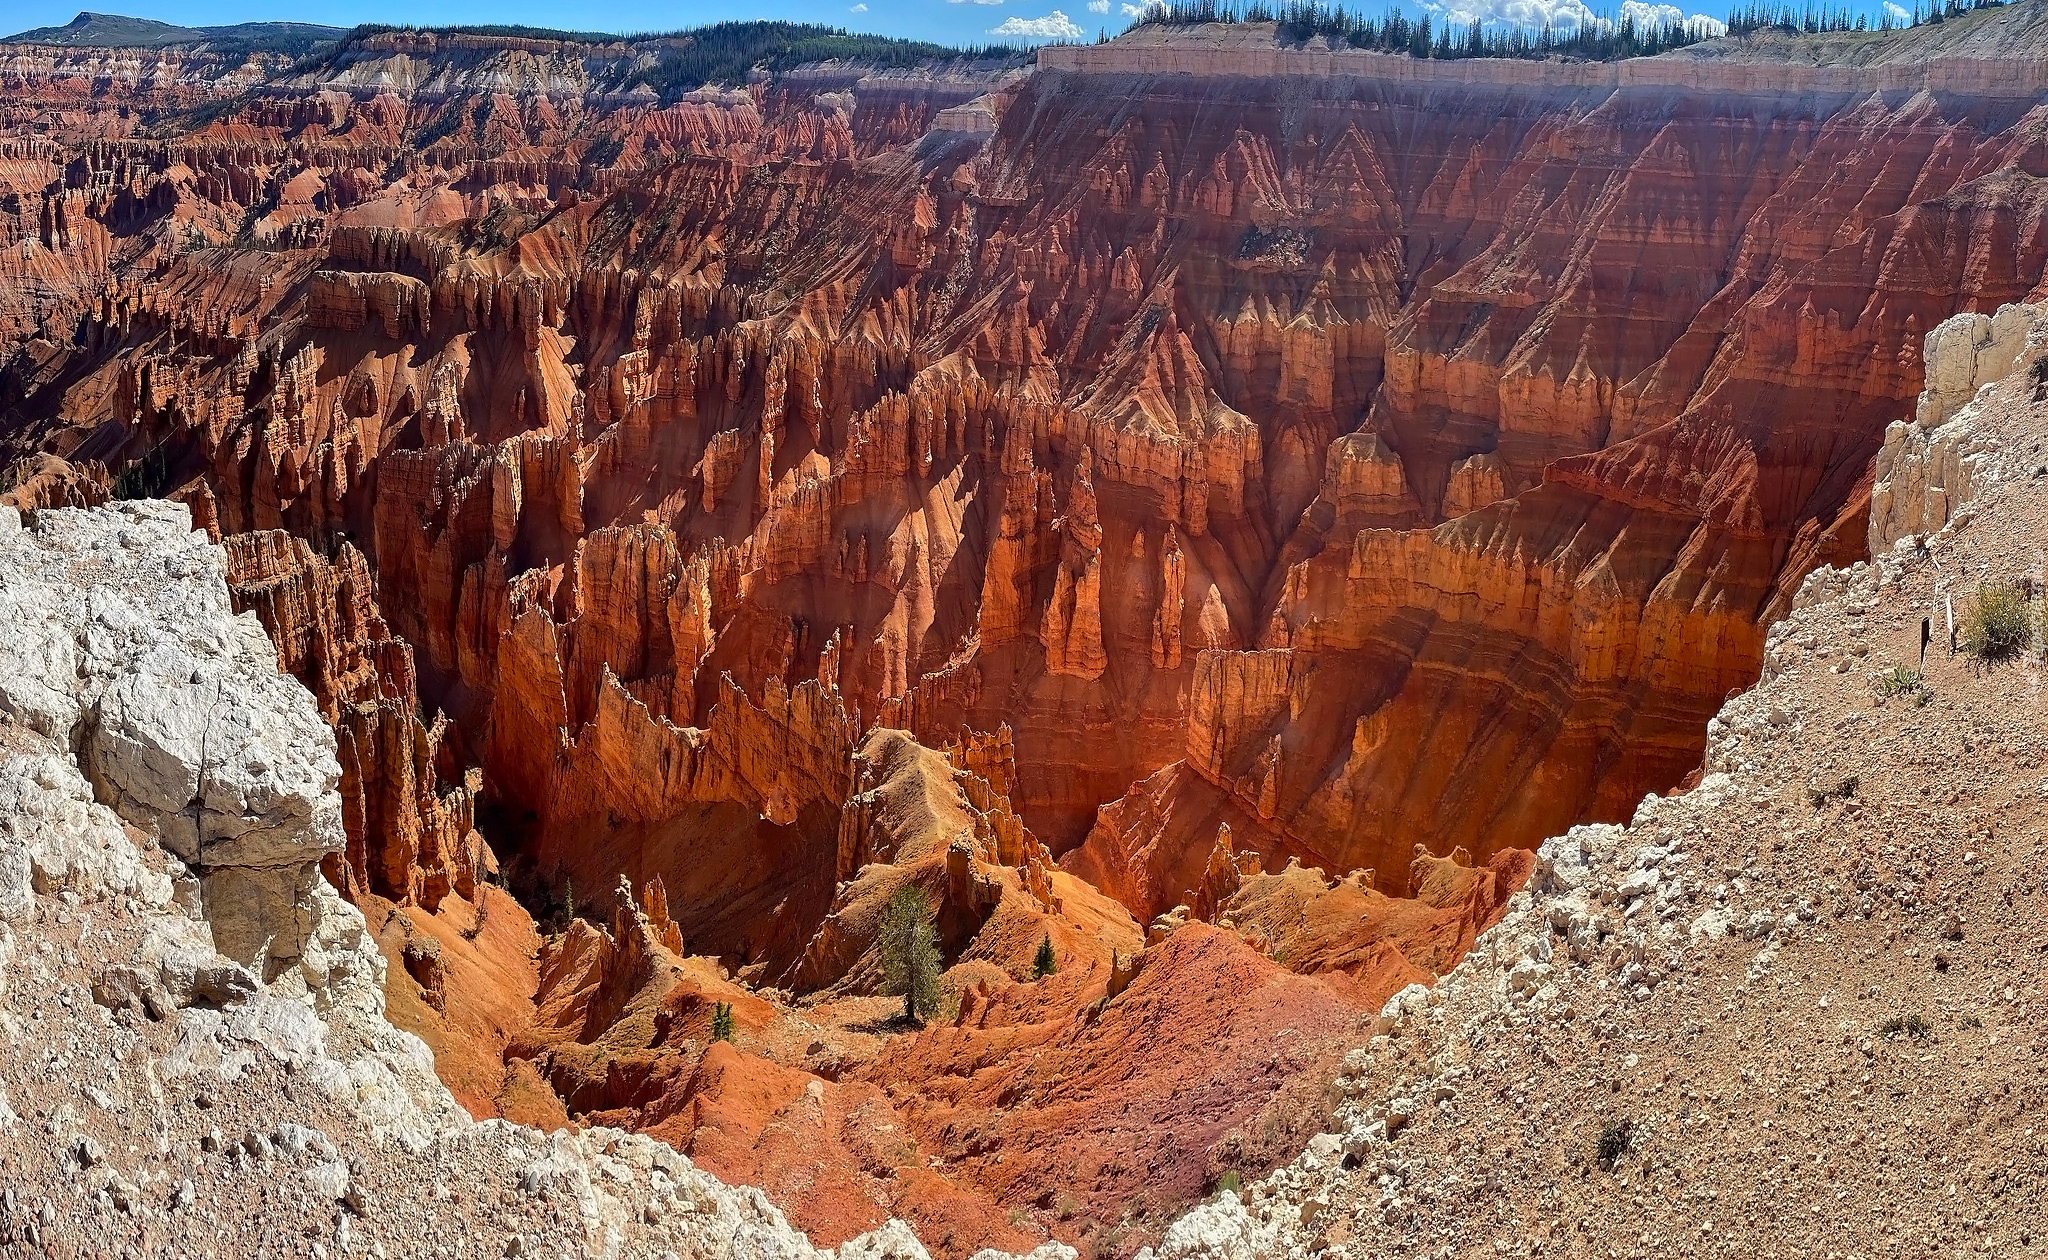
0,499,1068,1260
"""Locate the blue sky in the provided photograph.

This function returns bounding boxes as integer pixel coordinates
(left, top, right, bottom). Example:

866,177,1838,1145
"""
5,0,1128,44
4,0,1914,48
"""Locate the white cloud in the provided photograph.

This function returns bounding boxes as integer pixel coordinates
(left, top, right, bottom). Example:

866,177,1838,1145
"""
849,3,867,10
1619,0,1726,34
949,0,1008,6
1421,0,1595,28
1420,0,1722,34
990,9,1083,36
1088,0,1109,11
1883,0,1911,19
1121,0,1165,15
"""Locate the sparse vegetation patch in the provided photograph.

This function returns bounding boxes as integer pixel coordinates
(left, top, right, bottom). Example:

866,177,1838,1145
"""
1880,1012,1931,1039
1809,776,1860,808
1879,665,1931,706
1595,1117,1634,1169
1958,579,2034,662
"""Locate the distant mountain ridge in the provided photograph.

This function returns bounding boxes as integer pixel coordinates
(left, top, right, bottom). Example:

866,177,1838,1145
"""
2,10,344,52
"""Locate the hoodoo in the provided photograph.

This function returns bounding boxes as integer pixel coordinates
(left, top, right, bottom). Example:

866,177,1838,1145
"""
4,3,2048,1255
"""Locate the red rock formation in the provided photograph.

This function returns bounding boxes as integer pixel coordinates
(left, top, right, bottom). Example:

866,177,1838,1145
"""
509,863,1377,1255
367,888,560,1124
0,454,110,510
10,14,2048,1252
222,531,486,911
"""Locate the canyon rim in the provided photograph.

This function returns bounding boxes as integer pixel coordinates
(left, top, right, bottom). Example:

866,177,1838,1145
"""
2,4,2048,1257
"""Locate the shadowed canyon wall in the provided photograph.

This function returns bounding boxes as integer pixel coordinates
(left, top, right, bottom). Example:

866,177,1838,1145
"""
7,12,2048,1252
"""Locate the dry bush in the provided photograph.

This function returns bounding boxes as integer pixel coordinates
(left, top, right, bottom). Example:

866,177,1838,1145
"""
1959,580,2033,662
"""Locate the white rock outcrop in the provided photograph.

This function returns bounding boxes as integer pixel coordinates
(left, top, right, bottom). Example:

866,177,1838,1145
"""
1912,300,2037,431
0,499,362,996
1871,302,2045,551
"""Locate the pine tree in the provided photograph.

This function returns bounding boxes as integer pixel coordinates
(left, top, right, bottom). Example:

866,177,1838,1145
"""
879,885,943,1022
710,1001,735,1043
1033,932,1057,979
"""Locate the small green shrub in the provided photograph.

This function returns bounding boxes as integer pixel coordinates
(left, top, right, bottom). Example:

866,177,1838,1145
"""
1033,932,1057,979
710,1001,735,1043
1216,1170,1242,1196
1959,580,2033,662
1595,1117,1634,1169
1961,1013,1983,1029
1880,666,1931,706
1880,1012,1931,1039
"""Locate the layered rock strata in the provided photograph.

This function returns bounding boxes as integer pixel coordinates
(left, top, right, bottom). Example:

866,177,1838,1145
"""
13,23,2036,898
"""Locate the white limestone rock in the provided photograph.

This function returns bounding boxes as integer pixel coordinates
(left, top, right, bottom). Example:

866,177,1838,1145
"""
0,829,28,923
1875,304,2045,549
0,501,349,984
1914,301,2037,430
1143,1192,1294,1260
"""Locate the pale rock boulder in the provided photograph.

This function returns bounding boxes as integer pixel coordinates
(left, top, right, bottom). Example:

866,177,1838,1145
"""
0,746,170,913
833,1219,932,1260
1913,301,2038,430
0,506,82,737
0,832,27,922
1138,1192,1294,1260
0,501,362,994
969,1244,1081,1260
1872,306,2044,550
1378,981,1433,1022
1870,413,1984,552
